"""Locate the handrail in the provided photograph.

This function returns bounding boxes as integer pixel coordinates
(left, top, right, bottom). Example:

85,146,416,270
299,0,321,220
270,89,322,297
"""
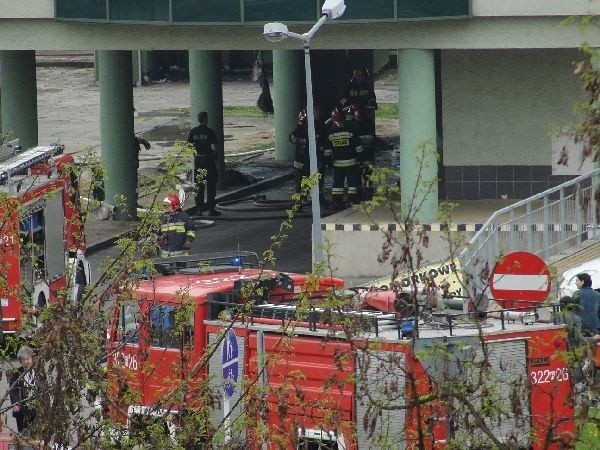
458,168,600,294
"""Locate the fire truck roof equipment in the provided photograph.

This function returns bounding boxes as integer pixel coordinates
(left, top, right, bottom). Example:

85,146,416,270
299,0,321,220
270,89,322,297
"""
152,251,260,276
0,143,65,187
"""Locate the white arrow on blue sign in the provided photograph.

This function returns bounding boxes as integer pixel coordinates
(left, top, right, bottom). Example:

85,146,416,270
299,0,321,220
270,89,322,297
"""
221,329,239,398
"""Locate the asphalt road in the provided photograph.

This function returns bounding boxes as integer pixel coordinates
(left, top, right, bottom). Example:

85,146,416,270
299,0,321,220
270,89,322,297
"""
88,212,313,282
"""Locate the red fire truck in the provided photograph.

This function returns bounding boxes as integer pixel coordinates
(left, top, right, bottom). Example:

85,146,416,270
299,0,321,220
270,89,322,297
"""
0,139,90,335
106,251,583,449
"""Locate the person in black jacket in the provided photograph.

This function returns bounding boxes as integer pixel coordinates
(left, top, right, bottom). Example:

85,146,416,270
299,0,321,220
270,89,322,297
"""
159,193,196,258
8,345,37,436
324,107,363,209
188,111,221,216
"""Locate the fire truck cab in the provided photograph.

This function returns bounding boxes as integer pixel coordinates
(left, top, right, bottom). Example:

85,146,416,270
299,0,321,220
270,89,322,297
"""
106,251,344,433
0,139,90,334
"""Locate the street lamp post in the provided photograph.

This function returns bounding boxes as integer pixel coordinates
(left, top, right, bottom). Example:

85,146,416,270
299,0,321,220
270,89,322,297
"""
264,0,346,269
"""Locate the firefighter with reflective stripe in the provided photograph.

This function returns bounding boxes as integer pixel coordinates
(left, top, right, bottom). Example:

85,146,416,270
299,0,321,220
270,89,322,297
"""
159,194,195,258
289,107,328,205
339,66,378,112
289,110,310,196
324,107,363,209
353,104,375,201
339,66,378,135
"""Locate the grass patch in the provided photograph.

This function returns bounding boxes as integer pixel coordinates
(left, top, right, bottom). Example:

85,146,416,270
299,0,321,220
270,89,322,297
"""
375,103,398,120
173,103,398,119
172,105,265,117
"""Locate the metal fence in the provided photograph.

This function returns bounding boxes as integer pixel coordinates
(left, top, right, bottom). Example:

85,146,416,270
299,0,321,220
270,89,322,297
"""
458,168,600,291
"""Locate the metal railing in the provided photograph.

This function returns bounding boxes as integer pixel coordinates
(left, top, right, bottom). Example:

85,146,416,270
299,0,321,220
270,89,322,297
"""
458,168,600,291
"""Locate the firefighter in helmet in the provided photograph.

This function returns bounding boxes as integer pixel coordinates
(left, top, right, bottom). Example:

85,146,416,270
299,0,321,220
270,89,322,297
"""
339,66,378,111
289,107,328,207
289,109,310,197
353,104,376,201
339,66,378,135
324,107,363,209
159,193,195,258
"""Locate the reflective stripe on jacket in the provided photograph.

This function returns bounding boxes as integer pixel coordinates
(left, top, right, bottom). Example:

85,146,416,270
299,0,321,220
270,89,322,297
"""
159,210,195,254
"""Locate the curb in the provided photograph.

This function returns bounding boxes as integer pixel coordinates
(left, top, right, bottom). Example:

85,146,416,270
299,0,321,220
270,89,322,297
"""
85,172,294,254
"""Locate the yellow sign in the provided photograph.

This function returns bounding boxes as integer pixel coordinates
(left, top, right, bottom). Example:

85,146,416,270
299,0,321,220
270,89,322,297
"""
371,260,463,297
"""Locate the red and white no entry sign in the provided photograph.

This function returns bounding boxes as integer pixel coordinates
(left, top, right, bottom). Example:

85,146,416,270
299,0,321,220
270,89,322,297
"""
489,251,551,303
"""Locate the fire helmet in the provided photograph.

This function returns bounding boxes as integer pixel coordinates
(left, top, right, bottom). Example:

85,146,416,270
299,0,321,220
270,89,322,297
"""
163,193,181,210
330,107,344,124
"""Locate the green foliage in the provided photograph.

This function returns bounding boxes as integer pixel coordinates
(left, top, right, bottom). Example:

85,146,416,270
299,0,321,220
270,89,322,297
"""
374,102,399,120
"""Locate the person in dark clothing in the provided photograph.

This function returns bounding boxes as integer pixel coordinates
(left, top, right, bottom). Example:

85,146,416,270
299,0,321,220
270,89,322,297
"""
159,193,196,258
289,110,310,196
324,107,363,209
187,111,220,216
135,136,151,169
8,345,37,436
339,66,378,134
339,66,378,111
352,104,376,201
572,272,600,336
569,274,600,392
289,108,328,207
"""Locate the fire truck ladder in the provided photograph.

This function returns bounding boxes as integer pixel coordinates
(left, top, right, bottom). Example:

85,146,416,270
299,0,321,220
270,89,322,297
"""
0,142,64,186
247,303,404,338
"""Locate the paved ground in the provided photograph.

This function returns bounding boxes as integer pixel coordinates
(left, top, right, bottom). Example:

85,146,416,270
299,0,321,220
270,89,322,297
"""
37,66,399,163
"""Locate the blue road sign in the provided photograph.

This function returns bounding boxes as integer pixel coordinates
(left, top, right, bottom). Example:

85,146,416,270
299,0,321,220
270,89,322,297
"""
221,329,239,398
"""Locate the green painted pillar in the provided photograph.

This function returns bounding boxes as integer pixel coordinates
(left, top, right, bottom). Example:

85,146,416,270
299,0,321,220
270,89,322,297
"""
140,51,154,81
132,51,141,87
273,50,304,161
398,49,438,222
98,50,137,220
189,51,225,188
0,51,38,149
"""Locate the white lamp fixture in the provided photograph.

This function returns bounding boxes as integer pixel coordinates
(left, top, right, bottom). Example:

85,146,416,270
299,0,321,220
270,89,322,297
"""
263,1,346,269
321,0,346,19
263,22,290,42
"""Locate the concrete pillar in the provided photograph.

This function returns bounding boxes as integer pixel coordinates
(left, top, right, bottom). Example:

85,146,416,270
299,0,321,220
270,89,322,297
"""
98,50,137,220
0,51,38,149
273,50,304,161
398,49,438,222
132,51,141,87
140,50,154,81
189,51,225,188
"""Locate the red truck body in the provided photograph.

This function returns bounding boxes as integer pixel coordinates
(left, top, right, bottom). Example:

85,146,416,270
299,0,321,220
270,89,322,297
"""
106,253,577,448
0,142,88,333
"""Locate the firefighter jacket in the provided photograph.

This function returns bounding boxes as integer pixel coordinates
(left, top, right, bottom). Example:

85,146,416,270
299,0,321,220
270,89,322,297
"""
354,119,375,162
159,210,196,257
324,123,363,167
188,125,218,167
339,79,377,109
290,124,309,169
289,123,327,169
